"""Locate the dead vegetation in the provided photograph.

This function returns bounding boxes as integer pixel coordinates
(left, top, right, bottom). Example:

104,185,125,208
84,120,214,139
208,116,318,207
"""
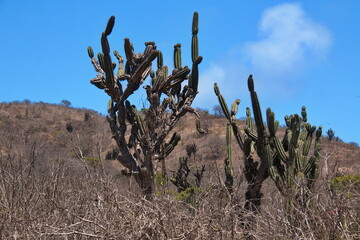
0,101,359,239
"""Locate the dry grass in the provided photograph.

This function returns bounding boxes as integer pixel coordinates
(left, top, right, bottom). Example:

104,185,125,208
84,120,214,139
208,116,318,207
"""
0,154,358,239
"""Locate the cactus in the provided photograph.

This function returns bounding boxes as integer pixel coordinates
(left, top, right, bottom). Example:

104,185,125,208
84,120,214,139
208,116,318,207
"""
160,132,181,159
267,106,322,216
214,84,232,120
214,75,321,214
87,13,203,198
326,128,335,142
214,76,268,212
188,12,201,94
231,99,240,120
173,43,182,69
224,123,234,193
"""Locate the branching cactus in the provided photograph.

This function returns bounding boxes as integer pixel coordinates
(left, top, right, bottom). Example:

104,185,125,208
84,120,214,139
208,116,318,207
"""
215,75,322,215
214,75,270,212
87,12,203,198
267,106,322,215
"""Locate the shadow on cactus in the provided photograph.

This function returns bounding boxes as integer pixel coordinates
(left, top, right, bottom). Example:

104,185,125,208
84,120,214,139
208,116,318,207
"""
87,12,205,198
214,75,322,216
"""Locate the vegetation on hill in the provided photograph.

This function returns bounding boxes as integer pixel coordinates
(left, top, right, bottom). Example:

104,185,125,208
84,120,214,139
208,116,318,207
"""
0,101,359,239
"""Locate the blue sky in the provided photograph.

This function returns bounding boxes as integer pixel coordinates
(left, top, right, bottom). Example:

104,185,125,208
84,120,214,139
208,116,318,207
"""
0,0,359,144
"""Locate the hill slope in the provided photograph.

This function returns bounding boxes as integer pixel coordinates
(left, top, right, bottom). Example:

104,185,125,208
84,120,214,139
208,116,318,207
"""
0,101,358,177
0,101,359,239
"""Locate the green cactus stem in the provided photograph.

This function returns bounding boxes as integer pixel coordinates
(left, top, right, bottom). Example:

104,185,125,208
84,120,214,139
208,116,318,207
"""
247,75,265,138
231,99,240,120
157,51,163,69
266,106,322,216
104,16,115,36
214,83,231,121
173,43,182,69
161,132,181,159
246,107,254,133
191,12,199,62
113,50,124,78
87,46,94,58
225,123,234,193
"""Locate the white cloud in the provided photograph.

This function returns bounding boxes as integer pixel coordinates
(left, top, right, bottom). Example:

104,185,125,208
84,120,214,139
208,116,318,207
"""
244,3,332,76
195,3,333,110
195,64,226,109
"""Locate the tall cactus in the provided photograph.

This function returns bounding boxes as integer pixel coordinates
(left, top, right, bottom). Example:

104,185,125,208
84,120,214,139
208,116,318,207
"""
87,12,203,198
214,75,270,212
224,123,234,193
214,75,322,214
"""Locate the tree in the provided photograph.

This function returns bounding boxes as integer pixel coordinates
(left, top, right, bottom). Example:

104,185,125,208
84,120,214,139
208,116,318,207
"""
212,104,224,117
61,100,71,107
327,128,335,142
87,13,203,198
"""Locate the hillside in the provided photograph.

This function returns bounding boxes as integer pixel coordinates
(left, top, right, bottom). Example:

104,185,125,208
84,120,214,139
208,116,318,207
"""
1,101,358,176
0,101,359,239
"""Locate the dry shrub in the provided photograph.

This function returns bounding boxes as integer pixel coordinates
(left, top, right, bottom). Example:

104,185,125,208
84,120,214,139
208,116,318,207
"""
1,149,359,239
0,102,359,239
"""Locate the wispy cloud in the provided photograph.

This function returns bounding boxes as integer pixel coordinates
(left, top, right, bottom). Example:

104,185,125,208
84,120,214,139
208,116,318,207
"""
244,3,332,79
196,64,226,109
196,3,332,110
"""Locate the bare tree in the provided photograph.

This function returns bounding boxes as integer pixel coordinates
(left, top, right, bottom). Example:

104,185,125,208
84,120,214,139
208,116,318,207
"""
213,104,224,117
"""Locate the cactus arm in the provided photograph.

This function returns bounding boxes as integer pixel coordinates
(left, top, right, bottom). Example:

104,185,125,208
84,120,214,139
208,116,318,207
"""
174,43,182,69
196,119,207,134
113,50,124,79
189,12,201,93
231,99,240,120
101,18,116,95
191,12,199,62
214,82,244,149
247,75,265,137
224,123,234,193
160,132,181,159
301,106,307,122
213,83,232,120
245,107,254,133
